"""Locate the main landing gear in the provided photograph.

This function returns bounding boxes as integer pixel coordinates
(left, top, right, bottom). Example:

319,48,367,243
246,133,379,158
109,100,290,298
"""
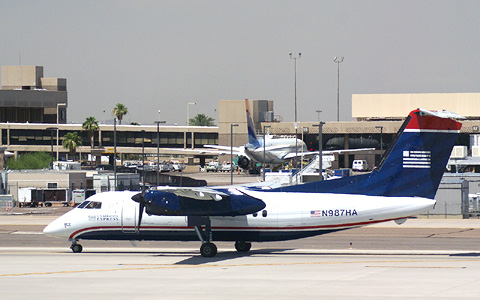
191,216,219,257
70,240,83,253
189,216,252,257
235,241,252,252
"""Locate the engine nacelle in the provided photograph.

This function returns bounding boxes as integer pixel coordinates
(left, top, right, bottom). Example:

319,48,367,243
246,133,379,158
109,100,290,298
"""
237,156,250,169
143,190,265,217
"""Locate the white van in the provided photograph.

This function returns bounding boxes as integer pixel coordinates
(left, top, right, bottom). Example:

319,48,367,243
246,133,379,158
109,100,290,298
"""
352,160,369,171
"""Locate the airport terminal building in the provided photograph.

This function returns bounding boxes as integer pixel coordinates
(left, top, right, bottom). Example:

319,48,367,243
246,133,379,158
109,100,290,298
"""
3,65,480,217
1,65,480,169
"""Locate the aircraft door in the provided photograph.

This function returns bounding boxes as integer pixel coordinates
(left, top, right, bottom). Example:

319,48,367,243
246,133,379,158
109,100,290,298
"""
121,197,138,233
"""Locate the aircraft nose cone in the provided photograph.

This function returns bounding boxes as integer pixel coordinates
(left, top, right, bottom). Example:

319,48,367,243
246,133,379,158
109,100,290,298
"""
43,219,67,237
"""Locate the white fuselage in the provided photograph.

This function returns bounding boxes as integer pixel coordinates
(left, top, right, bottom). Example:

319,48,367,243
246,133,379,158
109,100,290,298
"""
44,190,435,242
245,137,308,165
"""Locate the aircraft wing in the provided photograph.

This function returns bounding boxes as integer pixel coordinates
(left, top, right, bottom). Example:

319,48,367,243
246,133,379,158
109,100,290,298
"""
283,148,375,160
136,186,266,217
200,145,245,156
156,186,228,201
171,146,244,156
323,148,376,155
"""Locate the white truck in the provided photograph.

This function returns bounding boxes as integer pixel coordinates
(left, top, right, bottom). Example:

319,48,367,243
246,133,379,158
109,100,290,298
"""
72,189,96,206
18,188,41,207
18,188,70,207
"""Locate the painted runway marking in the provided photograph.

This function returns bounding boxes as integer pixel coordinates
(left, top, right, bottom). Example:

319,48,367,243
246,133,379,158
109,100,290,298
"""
366,265,466,269
1,258,477,277
9,231,44,235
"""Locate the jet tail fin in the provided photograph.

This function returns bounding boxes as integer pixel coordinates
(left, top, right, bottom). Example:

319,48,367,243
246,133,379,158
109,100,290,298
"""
278,109,462,199
245,100,260,147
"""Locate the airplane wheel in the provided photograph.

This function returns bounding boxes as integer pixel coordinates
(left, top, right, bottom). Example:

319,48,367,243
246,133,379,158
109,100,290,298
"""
71,244,83,253
200,242,217,257
234,241,251,253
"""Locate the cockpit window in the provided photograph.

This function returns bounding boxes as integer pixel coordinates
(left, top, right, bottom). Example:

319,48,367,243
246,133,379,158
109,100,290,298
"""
86,201,102,209
77,201,102,209
77,201,90,209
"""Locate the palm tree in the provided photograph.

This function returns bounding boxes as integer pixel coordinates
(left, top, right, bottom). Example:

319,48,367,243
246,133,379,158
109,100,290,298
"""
82,116,99,149
189,113,215,126
62,132,82,160
112,103,128,124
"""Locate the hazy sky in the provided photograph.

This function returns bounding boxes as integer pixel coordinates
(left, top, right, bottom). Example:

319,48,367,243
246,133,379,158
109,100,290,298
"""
1,1,479,125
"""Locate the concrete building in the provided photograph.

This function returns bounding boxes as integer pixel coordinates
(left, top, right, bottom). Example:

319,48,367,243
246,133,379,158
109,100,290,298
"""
352,93,480,121
1,74,480,170
217,99,273,147
0,65,67,123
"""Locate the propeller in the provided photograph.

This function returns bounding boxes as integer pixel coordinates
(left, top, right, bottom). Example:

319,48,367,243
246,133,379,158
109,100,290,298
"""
131,192,148,232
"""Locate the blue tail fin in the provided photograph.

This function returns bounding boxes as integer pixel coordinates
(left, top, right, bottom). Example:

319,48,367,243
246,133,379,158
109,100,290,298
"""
277,109,462,199
245,100,260,147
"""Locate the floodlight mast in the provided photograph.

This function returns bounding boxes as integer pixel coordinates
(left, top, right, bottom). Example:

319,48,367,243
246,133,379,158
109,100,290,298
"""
334,56,344,122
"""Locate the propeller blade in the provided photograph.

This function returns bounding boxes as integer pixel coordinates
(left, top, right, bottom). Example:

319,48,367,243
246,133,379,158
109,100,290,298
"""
132,193,146,233
131,192,146,204
137,202,144,232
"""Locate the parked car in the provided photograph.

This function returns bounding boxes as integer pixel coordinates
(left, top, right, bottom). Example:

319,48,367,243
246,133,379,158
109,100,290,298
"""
352,160,369,171
221,162,237,172
160,162,172,172
171,161,185,172
206,161,220,172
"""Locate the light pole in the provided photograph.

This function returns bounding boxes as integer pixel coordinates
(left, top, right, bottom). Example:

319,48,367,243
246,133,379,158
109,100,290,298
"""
56,103,66,160
113,117,117,191
316,110,322,122
290,52,301,176
315,110,323,181
141,130,146,193
289,53,301,123
334,56,344,122
263,125,271,181
155,120,166,187
46,127,57,169
313,121,325,181
375,126,384,152
187,102,196,125
230,123,238,185
301,127,309,175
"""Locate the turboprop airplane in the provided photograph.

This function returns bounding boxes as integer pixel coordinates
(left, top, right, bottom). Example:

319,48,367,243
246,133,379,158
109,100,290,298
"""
43,108,463,257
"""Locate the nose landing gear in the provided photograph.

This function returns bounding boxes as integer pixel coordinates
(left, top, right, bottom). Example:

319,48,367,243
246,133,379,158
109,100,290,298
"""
70,241,83,253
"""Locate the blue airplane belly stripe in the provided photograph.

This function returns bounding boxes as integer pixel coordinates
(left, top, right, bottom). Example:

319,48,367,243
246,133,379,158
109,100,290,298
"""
71,216,406,241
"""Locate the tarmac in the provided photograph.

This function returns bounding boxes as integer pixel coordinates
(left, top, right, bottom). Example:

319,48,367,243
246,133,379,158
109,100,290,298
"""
2,169,480,299
2,208,480,299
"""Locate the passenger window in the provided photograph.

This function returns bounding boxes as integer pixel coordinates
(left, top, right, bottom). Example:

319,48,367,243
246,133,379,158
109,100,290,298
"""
253,212,258,217
86,201,102,209
77,201,90,209
262,210,267,217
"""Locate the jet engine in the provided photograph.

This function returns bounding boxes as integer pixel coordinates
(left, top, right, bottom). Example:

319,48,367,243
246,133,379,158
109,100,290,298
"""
237,156,250,169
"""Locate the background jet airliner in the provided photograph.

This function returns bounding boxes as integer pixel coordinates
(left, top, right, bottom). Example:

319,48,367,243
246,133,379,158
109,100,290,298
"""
44,108,463,257
200,100,372,169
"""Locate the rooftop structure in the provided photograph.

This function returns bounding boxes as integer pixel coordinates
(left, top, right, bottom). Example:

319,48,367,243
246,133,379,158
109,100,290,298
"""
0,66,67,123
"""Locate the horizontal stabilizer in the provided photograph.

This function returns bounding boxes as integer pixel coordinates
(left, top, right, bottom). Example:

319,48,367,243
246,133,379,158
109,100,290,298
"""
417,108,466,119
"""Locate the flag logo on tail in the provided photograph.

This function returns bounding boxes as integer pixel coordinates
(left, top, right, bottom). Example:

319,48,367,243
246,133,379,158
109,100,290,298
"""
403,150,431,169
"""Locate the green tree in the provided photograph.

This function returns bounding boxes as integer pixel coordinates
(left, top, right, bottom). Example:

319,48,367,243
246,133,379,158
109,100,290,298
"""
5,152,51,170
82,116,99,149
112,103,128,124
189,113,215,126
62,132,82,160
